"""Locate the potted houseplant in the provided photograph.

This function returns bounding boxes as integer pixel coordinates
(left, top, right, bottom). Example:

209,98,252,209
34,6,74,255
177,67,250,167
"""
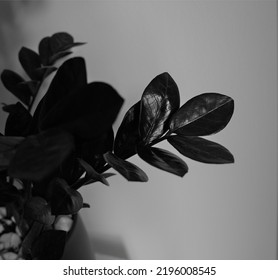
0,32,234,260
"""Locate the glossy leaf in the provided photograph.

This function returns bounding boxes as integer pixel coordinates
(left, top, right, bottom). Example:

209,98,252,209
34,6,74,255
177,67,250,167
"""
40,82,124,140
137,146,188,177
18,47,41,80
140,72,180,144
4,102,32,136
24,197,55,225
31,229,67,260
1,70,32,105
169,93,234,136
38,57,87,122
50,32,85,54
0,136,24,170
114,101,141,159
104,151,148,182
8,129,74,181
168,135,234,164
48,177,83,215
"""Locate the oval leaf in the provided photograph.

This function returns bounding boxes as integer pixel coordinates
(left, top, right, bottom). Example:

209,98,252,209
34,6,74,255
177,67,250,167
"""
8,129,74,181
4,102,32,136
168,135,234,164
1,70,32,105
18,47,41,80
103,151,148,182
48,178,83,215
137,146,188,177
169,93,234,136
114,101,141,159
24,197,55,225
40,82,124,140
38,57,87,122
140,72,180,144
50,32,85,53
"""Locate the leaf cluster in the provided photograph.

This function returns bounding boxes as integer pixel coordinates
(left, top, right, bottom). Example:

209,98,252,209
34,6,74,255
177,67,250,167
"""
0,32,234,259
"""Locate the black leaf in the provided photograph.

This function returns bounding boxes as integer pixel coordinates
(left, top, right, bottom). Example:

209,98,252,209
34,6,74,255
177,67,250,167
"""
39,82,124,140
1,70,32,106
139,72,180,144
48,177,83,215
104,151,148,182
137,145,188,177
18,47,41,80
169,93,234,136
114,101,141,159
168,135,234,164
4,102,32,136
8,129,74,181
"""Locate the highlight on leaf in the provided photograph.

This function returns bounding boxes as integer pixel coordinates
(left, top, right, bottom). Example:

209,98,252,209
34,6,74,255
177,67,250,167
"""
169,93,234,136
139,72,180,144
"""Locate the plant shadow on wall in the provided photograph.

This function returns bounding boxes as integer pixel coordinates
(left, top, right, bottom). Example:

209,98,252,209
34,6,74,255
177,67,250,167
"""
0,32,234,260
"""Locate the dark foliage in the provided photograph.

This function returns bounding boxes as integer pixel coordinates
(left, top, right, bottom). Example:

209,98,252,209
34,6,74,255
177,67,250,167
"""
0,32,234,259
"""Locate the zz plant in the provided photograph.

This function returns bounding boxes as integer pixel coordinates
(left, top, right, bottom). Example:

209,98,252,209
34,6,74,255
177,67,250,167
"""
0,32,234,259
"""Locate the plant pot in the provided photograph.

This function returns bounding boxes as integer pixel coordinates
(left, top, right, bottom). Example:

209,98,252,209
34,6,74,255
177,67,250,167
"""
62,214,94,260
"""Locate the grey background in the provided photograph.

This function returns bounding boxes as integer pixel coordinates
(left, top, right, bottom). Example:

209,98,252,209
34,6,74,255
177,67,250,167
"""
0,0,277,259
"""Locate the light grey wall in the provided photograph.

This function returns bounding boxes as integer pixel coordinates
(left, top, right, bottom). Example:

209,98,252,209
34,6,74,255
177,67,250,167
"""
0,0,277,259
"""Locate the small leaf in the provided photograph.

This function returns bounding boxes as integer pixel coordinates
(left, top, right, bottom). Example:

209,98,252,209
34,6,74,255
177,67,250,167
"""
168,135,234,164
48,178,83,215
40,82,124,140
83,172,115,186
18,47,41,80
1,70,32,105
24,197,55,225
114,101,141,159
0,136,24,170
38,57,87,122
8,129,74,181
169,93,234,136
31,229,67,260
140,72,180,144
4,102,32,136
137,145,188,177
50,32,85,53
103,151,148,182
